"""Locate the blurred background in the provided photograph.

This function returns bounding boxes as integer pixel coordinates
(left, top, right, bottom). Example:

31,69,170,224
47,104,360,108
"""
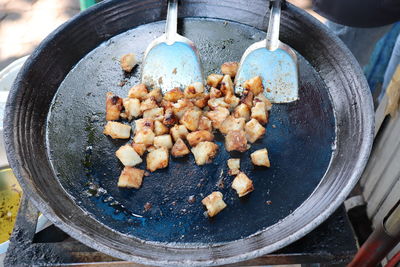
0,0,323,70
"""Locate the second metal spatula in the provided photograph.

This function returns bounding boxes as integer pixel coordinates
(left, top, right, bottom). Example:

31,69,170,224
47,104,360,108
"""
141,0,203,93
235,0,298,103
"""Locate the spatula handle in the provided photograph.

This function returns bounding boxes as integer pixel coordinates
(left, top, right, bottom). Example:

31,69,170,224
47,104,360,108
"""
266,0,281,51
165,0,178,44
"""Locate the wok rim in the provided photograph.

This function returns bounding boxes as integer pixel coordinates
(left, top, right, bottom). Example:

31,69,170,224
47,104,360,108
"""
3,0,374,266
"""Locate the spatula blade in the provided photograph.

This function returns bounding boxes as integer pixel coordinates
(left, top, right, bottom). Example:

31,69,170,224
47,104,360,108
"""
236,44,299,103
141,39,203,93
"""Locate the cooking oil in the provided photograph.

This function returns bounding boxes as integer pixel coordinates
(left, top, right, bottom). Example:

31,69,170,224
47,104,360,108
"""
0,168,22,243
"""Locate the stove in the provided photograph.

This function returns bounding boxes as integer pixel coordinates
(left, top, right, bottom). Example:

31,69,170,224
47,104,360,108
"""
5,196,357,266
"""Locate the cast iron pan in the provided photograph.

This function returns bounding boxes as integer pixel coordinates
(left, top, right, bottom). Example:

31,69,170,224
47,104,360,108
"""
4,0,374,266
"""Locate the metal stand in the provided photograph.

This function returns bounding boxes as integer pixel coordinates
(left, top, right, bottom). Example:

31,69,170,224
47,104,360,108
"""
5,196,357,266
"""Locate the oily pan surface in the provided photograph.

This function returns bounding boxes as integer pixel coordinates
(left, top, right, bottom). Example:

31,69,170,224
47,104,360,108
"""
46,18,335,243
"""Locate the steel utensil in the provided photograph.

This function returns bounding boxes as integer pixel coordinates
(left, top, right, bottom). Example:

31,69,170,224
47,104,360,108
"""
141,0,203,93
235,0,298,103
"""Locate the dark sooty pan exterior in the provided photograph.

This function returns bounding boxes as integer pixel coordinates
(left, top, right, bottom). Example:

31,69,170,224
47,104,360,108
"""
4,0,373,266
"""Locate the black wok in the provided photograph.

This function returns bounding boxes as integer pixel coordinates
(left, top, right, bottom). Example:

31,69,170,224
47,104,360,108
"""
4,0,374,266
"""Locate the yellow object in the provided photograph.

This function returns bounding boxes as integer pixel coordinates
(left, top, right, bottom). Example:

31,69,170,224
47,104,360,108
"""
385,65,400,117
0,168,22,243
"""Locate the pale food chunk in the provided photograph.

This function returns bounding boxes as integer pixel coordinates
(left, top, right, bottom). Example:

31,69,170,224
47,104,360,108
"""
118,167,144,189
202,191,227,217
115,145,143,166
103,121,131,139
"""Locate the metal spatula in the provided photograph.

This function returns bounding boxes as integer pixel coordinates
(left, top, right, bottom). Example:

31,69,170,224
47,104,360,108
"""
141,0,203,93
235,0,298,103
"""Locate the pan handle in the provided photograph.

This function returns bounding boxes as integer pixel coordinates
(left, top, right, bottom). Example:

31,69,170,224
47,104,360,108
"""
165,0,178,44
266,0,282,51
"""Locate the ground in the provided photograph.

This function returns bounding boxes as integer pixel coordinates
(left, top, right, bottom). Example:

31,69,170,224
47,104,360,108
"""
0,0,322,70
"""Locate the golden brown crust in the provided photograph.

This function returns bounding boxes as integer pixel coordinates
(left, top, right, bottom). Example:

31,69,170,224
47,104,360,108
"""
154,120,169,136
206,106,230,129
206,74,223,88
233,103,251,121
180,108,202,131
118,167,144,189
128,84,148,100
133,129,155,145
164,88,184,102
186,130,214,147
120,53,137,72
184,82,204,99
227,158,240,176
225,130,248,152
134,118,154,133
250,148,270,167
146,147,169,172
220,75,234,96
153,134,173,149
245,118,266,143
240,89,254,107
209,87,223,99
219,116,246,135
201,191,227,217
132,143,147,156
103,121,131,139
231,172,254,197
251,102,268,124
191,141,219,165
198,116,213,132
221,61,239,77
115,145,143,166
171,138,190,157
170,124,189,142
106,92,123,121
243,76,263,95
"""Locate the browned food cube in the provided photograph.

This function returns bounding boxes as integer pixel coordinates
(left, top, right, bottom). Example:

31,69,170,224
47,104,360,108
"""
133,129,155,145
184,82,204,98
140,97,158,112
154,120,169,136
186,130,214,147
134,118,154,133
144,88,162,103
245,119,266,143
180,108,202,131
250,148,270,167
243,76,263,95
192,94,210,109
206,107,230,129
225,130,248,152
208,97,230,110
224,94,240,110
220,75,234,96
206,74,223,88
219,116,245,134
198,116,213,132
251,102,268,124
233,103,251,121
164,88,184,102
103,121,131,139
227,158,240,175
253,93,273,111
172,99,195,119
209,88,222,99
115,145,143,166
231,172,254,197
221,61,239,77
132,143,147,156
201,191,227,217
171,138,190,157
118,167,144,189
160,99,174,110
162,108,179,127
120,53,137,72
191,141,218,165
106,92,123,121
170,124,189,141
143,107,164,121
153,134,173,149
123,98,141,120
240,89,254,107
146,147,169,172
128,84,148,100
